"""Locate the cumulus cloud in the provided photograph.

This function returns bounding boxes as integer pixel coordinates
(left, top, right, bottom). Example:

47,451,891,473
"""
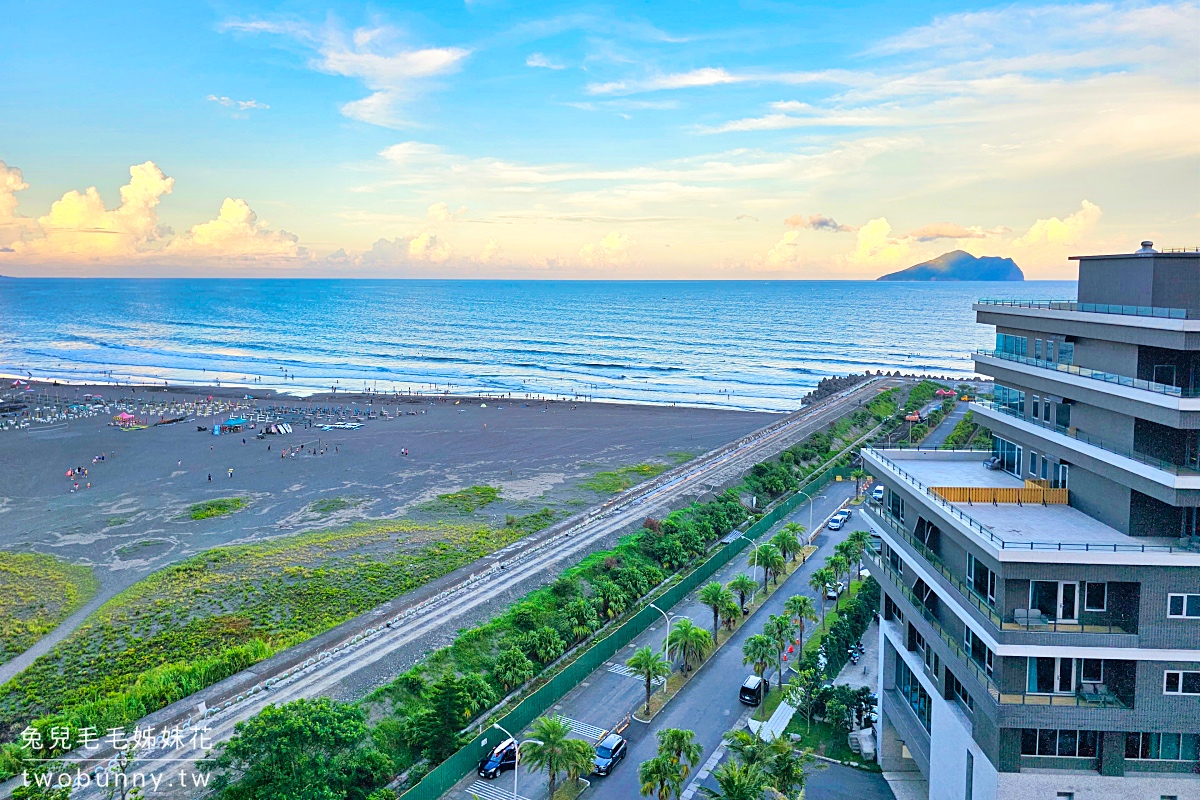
479,238,500,263
847,218,912,266
526,53,564,69
166,197,303,258
0,160,29,220
1012,200,1102,248
222,19,468,127
785,213,856,233
426,201,466,224
407,231,451,262
765,230,803,267
206,95,270,111
13,161,174,257
579,231,631,266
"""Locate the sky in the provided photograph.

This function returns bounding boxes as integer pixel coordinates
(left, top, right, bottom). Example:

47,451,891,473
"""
0,0,1197,278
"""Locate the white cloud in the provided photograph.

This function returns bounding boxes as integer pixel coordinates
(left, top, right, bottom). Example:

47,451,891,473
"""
0,160,29,220
426,201,466,223
407,231,451,261
586,68,855,95
847,218,911,266
12,161,174,258
907,222,997,241
785,213,855,233
479,238,501,263
222,19,468,127
765,230,802,267
1012,200,1102,248
206,95,270,111
166,197,303,258
579,231,631,266
526,52,564,69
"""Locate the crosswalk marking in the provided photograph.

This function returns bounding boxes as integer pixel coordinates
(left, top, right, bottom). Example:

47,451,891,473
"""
607,663,665,685
554,715,607,740
467,780,532,800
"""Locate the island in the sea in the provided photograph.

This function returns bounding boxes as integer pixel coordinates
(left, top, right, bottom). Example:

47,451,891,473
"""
877,249,1024,281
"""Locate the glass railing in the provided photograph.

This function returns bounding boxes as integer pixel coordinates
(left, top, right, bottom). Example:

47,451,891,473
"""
973,401,1200,477
869,547,1001,703
863,447,1187,553
976,299,1193,320
976,350,1196,398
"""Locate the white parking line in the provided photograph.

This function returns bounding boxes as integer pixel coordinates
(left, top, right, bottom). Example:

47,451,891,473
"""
607,663,665,685
467,780,532,800
554,715,607,740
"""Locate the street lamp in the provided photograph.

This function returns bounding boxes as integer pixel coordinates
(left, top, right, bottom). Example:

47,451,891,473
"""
649,603,686,694
735,533,764,587
490,722,542,800
806,493,829,540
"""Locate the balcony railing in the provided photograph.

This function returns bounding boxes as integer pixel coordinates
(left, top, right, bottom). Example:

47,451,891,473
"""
976,298,1193,320
977,349,1198,398
975,401,1200,477
869,546,1002,704
867,505,1136,635
864,447,1186,553
999,684,1128,709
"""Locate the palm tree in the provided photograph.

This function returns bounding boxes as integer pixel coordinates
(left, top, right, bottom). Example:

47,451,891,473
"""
849,529,872,578
727,573,758,612
563,738,598,790
700,759,769,800
763,736,814,797
627,646,671,716
742,634,773,685
809,567,835,630
784,594,817,648
656,728,704,782
719,595,742,631
771,527,801,564
826,554,850,608
850,468,865,497
750,545,785,591
722,729,770,768
667,619,713,672
523,716,573,798
639,754,684,800
699,582,734,641
763,613,798,685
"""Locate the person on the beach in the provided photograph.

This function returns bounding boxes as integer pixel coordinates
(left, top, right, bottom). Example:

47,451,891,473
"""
208,473,211,481
228,468,233,478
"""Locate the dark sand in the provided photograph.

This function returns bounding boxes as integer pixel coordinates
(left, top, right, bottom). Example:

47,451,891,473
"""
0,384,777,612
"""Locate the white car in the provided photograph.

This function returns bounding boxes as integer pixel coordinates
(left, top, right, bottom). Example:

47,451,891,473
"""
871,485,885,503
827,510,850,531
825,581,845,600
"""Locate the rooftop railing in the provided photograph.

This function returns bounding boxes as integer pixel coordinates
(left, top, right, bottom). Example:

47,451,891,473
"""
976,349,1197,398
974,401,1200,478
863,447,1186,553
976,299,1194,320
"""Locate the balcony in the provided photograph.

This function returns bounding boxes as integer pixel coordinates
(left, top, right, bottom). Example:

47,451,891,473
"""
973,401,1200,487
864,505,1137,635
976,298,1194,320
976,349,1199,399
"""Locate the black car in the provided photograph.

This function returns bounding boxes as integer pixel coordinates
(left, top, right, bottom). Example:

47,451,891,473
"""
739,674,767,706
477,738,518,779
593,733,627,776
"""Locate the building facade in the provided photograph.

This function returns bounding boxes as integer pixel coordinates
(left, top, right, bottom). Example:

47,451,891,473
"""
862,243,1200,800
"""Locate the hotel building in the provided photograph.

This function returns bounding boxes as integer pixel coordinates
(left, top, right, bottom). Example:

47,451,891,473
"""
862,242,1200,799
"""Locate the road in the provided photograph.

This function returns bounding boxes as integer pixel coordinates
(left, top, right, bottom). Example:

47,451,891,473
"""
455,482,894,800
40,378,897,798
921,400,966,448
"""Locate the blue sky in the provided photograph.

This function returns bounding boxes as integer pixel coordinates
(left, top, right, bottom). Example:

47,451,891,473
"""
1,1,1197,277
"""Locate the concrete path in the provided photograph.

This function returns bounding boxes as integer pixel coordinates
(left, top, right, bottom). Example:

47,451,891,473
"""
921,400,966,448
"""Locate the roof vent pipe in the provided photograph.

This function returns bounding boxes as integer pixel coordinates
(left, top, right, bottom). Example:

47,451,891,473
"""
1136,240,1157,254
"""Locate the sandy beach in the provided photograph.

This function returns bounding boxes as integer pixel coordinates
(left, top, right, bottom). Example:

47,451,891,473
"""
0,383,777,633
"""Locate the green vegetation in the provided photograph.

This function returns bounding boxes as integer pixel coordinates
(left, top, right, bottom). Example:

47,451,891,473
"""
583,463,668,494
504,507,557,535
105,516,130,528
0,553,97,667
939,410,992,450
188,497,248,520
428,485,501,513
902,379,949,415
309,496,361,514
0,518,533,750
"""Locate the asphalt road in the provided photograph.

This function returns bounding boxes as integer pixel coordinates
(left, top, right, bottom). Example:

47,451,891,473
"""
921,400,966,448
456,480,893,800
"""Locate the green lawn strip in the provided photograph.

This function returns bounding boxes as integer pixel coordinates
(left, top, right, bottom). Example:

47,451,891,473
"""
0,518,529,749
0,553,98,667
424,485,501,514
583,463,669,494
308,497,361,514
784,718,878,769
188,497,248,520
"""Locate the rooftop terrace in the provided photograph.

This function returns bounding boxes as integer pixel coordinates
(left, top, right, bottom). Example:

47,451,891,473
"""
864,448,1188,554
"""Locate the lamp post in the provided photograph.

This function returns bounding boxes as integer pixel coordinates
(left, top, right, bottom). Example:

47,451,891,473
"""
806,493,829,540
736,533,764,588
490,722,542,800
649,603,686,694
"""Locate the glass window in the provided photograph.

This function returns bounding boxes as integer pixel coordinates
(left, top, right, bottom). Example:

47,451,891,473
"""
1031,396,1040,420
1035,339,1042,359
1058,341,1074,364
1081,659,1103,683
1127,733,1200,761
1167,593,1200,619
1084,582,1106,611
1163,670,1200,694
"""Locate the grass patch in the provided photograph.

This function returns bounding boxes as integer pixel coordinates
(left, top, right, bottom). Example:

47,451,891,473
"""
114,539,169,557
0,519,530,745
784,717,879,769
0,553,98,668
187,497,247,520
105,516,130,528
583,463,668,494
504,508,557,535
427,485,501,514
309,497,360,515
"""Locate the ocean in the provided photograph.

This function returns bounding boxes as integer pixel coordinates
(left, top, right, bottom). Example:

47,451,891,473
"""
0,279,1076,412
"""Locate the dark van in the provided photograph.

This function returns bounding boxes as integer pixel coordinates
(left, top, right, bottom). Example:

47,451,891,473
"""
739,675,767,706
477,738,518,779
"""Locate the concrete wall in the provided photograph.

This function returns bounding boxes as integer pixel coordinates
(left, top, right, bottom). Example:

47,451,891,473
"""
1058,464,1132,535
1076,253,1200,314
994,768,1200,799
1074,337,1140,376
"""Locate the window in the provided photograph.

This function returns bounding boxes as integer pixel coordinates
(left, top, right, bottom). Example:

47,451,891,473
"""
1043,399,1052,424
1167,593,1200,619
964,750,974,800
1027,657,1076,694
1046,339,1056,363
995,385,1025,416
992,436,1023,477
888,491,905,523
965,629,994,676
1057,341,1074,364
1084,582,1106,611
967,554,996,604
1031,580,1079,621
885,594,904,624
897,659,931,731
1034,339,1043,359
1126,732,1200,761
1055,401,1071,429
1163,670,1200,694
1080,658,1103,683
946,670,974,712
1021,729,1099,758
1031,396,1040,421
996,333,1028,356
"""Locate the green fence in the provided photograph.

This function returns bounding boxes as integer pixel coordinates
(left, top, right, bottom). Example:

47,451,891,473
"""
400,464,852,800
